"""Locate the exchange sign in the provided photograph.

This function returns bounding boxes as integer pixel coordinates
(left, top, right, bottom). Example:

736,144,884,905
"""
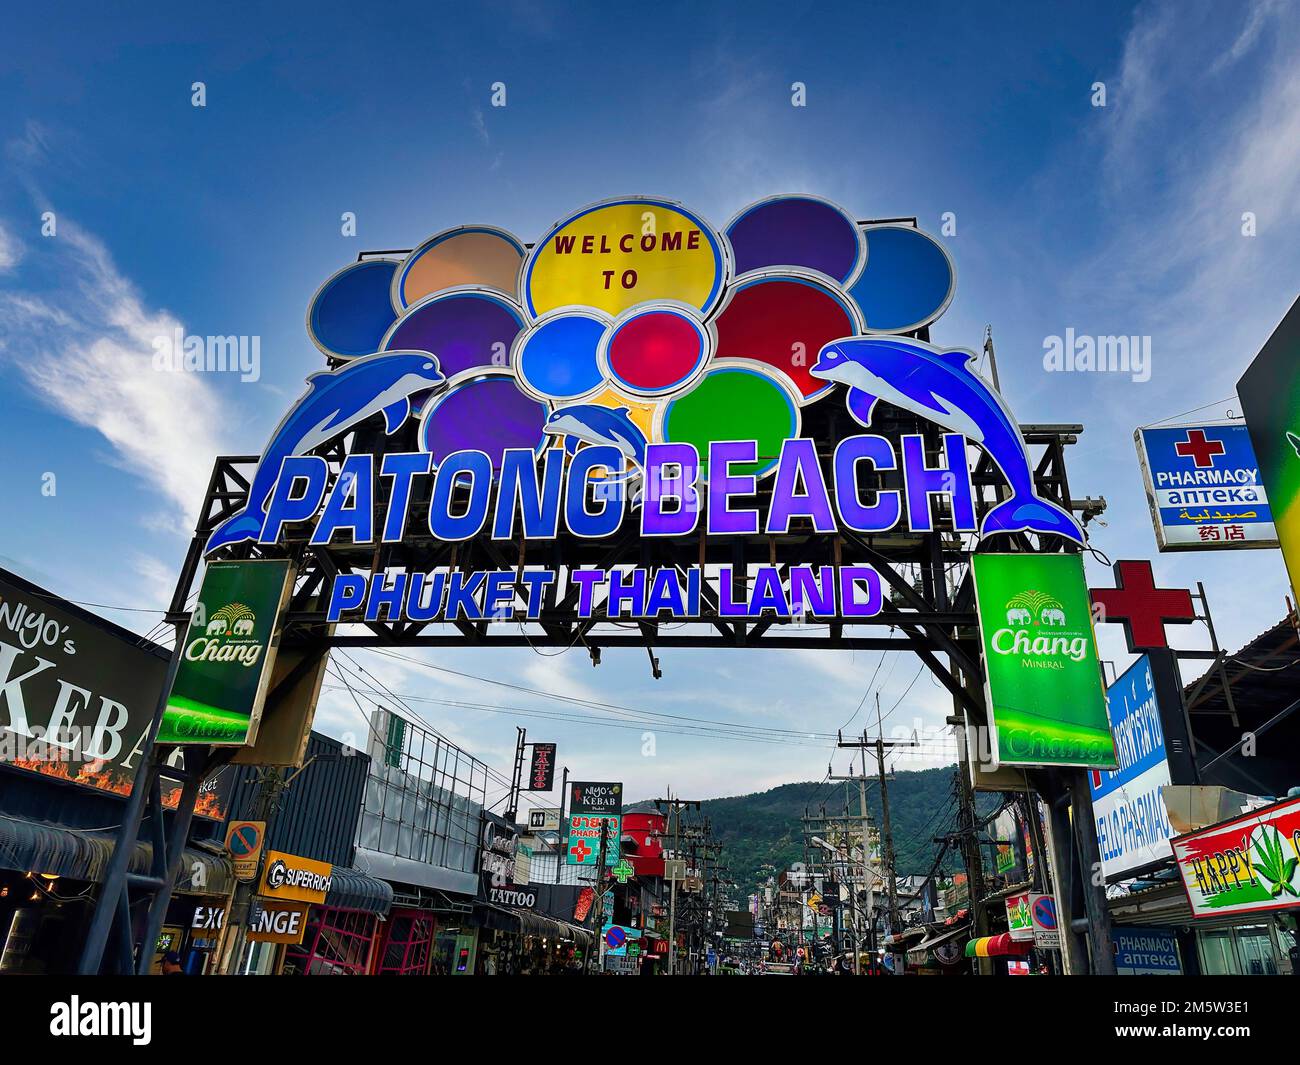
971,553,1114,770
1135,424,1275,550
1171,794,1300,919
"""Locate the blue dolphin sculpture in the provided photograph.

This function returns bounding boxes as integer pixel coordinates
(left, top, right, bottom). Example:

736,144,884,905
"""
204,351,446,553
542,404,648,466
811,336,1085,543
543,404,648,506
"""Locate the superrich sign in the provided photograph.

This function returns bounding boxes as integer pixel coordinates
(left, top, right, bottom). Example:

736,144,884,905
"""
971,553,1115,770
202,195,1089,632
1088,656,1177,881
1237,296,1300,600
528,742,556,791
0,567,224,817
157,560,294,746
1171,795,1300,919
1135,424,1275,550
257,850,333,905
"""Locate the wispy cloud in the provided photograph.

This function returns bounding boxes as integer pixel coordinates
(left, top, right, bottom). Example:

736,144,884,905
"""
0,216,230,528
0,221,23,272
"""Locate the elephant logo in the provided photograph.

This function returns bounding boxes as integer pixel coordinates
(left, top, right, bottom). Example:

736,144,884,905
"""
1004,590,1066,628
206,603,257,640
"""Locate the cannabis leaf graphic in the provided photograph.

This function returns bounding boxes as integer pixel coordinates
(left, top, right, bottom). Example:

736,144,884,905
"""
1249,825,1299,899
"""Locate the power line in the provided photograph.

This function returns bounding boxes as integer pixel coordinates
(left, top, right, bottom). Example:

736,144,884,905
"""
359,646,843,741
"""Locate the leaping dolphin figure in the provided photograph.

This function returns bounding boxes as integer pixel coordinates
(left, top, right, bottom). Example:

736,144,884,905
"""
811,336,1085,544
543,404,648,505
204,351,447,554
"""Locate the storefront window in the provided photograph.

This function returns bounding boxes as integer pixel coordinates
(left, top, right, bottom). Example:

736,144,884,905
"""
1198,929,1236,975
284,906,376,975
1197,923,1281,975
375,909,435,974
1237,925,1279,975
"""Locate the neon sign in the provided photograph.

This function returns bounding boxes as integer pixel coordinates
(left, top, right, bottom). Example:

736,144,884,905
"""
208,195,1086,631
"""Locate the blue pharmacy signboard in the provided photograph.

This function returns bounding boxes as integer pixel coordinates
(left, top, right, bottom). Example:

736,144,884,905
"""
1135,423,1276,551
1089,656,1177,881
1113,926,1182,975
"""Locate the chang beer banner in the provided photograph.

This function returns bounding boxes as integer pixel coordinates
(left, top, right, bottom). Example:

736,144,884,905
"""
1237,296,1300,599
1172,795,1300,918
971,553,1115,769
157,560,294,746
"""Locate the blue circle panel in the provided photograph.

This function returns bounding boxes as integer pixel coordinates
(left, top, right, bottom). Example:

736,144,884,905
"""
849,227,953,333
515,312,607,400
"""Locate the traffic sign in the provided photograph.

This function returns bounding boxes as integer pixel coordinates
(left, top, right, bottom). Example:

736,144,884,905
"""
1030,893,1060,950
224,820,265,882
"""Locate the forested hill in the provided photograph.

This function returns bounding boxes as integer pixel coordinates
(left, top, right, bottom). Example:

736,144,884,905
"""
632,765,997,898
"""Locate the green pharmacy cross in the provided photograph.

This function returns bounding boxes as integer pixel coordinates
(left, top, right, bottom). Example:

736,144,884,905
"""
611,859,636,884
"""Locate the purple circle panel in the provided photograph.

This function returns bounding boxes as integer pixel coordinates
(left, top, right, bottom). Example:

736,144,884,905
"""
420,376,547,469
726,198,862,284
384,293,524,377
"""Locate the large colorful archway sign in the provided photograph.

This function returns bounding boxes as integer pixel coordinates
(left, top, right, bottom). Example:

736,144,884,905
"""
218,194,1086,634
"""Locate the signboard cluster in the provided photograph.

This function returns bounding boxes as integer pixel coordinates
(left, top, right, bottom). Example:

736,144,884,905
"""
565,780,622,867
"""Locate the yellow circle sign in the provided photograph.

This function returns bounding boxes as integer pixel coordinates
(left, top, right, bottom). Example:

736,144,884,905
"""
523,198,728,319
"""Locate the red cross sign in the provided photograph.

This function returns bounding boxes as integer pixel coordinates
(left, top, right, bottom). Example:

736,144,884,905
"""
1089,559,1196,652
1173,429,1226,468
569,840,592,863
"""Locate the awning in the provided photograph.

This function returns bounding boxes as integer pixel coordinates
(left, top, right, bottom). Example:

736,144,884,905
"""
0,813,234,896
965,933,1033,958
473,903,594,948
907,923,969,963
325,867,393,915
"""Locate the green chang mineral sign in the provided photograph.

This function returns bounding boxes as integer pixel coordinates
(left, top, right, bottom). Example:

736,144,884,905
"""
971,553,1115,770
157,560,294,746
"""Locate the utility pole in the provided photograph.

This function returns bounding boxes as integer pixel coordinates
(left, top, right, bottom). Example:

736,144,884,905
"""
655,793,701,976
826,762,879,975
586,816,609,975
838,717,917,971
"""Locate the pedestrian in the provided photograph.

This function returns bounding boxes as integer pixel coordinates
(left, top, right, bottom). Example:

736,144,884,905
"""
160,951,184,975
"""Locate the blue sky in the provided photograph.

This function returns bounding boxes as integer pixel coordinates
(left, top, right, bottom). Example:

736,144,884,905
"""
1,0,1298,813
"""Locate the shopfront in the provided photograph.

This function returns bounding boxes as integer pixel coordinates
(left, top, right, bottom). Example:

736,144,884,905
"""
0,804,233,975
0,569,233,974
472,906,592,975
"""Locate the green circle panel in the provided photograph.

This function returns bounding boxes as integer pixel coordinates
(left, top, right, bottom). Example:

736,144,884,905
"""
661,366,799,478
